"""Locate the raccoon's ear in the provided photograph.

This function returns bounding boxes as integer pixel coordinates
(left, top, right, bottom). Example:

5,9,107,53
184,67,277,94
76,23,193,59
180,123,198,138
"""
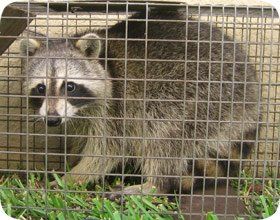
75,33,102,58
20,38,41,56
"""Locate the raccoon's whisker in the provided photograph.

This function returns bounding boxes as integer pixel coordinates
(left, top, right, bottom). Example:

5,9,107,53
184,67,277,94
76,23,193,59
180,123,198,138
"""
23,116,43,123
64,114,76,128
35,118,43,124
68,118,75,128
24,119,36,123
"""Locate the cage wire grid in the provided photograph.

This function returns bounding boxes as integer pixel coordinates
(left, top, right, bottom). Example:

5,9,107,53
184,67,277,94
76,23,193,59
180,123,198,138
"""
0,0,279,219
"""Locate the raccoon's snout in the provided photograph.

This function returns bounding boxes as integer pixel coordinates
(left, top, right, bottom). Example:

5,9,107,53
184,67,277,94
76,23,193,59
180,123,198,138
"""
45,117,62,127
44,111,62,127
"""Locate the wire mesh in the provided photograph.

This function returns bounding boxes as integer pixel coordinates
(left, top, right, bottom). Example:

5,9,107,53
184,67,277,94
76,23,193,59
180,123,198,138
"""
0,1,279,219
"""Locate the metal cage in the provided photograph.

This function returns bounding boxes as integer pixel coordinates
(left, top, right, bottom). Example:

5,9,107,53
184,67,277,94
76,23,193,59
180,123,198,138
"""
0,1,279,219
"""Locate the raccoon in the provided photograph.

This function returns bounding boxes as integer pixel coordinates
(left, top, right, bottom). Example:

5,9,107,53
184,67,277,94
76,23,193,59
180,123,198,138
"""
20,10,259,194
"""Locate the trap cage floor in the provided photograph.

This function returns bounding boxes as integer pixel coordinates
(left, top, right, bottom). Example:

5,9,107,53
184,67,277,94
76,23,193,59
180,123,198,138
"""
0,1,279,219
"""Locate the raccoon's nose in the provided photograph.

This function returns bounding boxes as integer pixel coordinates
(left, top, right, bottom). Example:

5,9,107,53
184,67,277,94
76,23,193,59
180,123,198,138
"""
46,117,62,127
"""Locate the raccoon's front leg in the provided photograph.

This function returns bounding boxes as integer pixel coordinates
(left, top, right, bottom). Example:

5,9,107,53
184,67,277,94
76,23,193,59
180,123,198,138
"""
67,154,123,185
50,156,119,187
109,158,187,198
52,139,121,186
108,182,156,200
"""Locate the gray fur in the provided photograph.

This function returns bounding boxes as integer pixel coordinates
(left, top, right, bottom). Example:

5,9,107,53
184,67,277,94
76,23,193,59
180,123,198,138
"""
21,10,259,193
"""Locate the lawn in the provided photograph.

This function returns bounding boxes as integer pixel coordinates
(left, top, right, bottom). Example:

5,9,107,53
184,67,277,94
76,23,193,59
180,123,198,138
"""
0,171,279,219
0,173,184,220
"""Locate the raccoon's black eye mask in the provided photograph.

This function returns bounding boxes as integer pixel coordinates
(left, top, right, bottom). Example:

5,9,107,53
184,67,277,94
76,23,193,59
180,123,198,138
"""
29,81,96,109
66,82,76,92
60,82,96,107
37,84,46,94
29,84,45,109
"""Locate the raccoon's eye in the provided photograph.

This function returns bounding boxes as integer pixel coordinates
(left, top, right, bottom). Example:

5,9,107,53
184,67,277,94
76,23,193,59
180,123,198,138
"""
37,84,46,94
67,82,76,92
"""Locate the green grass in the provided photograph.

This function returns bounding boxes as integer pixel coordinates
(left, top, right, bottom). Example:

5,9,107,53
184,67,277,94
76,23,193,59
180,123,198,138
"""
231,171,280,219
0,171,279,219
206,171,280,220
0,173,184,220
206,212,219,220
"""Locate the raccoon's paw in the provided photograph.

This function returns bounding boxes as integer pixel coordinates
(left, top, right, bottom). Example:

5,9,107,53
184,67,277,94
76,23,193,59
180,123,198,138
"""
108,182,157,201
49,179,59,188
49,173,89,188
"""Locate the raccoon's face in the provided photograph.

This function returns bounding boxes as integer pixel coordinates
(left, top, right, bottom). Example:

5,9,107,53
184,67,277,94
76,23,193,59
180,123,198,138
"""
20,34,111,126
